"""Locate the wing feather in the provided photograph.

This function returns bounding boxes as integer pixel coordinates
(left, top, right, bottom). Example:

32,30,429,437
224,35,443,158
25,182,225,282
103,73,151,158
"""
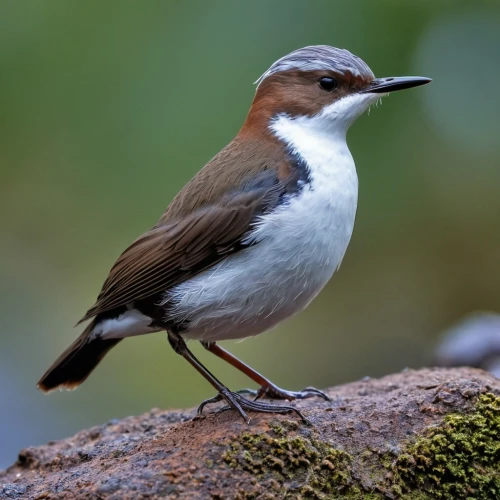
78,184,282,323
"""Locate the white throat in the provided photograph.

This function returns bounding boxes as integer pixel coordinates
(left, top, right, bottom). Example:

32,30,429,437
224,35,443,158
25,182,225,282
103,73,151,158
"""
268,93,377,189
267,91,379,209
271,92,380,146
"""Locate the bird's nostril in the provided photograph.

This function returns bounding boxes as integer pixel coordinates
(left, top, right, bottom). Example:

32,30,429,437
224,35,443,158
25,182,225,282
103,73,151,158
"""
385,77,394,81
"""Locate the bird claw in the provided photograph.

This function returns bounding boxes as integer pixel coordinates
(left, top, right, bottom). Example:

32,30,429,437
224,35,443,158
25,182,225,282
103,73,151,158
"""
197,393,224,415
197,388,309,424
252,384,331,402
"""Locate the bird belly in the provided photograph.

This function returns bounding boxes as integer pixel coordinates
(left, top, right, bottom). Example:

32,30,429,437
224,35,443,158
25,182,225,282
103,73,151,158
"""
163,164,358,341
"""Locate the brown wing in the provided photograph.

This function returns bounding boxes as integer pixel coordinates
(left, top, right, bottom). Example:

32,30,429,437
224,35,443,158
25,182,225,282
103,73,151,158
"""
79,184,283,323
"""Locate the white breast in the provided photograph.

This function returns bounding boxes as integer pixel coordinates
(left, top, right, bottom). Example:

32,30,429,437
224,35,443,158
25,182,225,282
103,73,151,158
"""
164,113,358,341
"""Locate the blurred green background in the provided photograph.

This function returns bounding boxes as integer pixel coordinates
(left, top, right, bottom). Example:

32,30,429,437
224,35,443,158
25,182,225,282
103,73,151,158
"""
1,0,499,470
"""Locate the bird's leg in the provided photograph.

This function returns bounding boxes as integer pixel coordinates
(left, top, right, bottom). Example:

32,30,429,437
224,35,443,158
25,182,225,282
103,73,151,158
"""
167,332,308,423
200,341,330,402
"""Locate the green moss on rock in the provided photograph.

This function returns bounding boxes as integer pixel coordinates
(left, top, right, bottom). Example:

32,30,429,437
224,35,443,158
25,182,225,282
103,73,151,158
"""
393,393,500,499
223,422,359,498
222,394,500,499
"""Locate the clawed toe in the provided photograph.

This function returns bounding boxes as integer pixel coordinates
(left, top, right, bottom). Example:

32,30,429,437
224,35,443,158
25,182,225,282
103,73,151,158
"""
197,393,225,415
299,387,331,401
197,388,309,424
252,384,330,402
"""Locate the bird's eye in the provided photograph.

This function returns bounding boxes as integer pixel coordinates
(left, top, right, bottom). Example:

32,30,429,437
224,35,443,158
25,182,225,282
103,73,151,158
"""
319,76,338,91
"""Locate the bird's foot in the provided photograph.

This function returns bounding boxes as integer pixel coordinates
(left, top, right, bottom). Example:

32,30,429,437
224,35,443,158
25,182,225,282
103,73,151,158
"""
237,384,330,402
197,387,309,424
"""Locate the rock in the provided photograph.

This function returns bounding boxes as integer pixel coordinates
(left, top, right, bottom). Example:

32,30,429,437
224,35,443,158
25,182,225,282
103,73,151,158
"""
1,367,499,499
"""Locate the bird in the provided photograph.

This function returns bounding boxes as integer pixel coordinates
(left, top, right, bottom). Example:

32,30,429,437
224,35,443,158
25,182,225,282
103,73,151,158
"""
37,45,431,423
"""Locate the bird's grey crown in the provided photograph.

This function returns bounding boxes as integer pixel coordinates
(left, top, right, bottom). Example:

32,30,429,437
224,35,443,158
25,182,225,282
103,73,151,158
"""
256,45,374,87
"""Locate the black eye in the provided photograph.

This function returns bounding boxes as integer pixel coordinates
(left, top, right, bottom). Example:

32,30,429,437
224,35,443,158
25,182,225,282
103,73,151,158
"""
319,76,338,91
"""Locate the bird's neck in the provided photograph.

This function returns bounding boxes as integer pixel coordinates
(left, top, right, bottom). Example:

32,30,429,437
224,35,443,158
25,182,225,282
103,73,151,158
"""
269,112,353,182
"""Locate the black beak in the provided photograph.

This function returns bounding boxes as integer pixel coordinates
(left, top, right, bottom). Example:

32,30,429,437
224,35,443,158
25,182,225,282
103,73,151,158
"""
361,76,432,94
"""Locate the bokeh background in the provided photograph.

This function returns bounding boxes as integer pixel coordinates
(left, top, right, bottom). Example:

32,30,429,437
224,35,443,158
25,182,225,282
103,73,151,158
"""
1,0,499,470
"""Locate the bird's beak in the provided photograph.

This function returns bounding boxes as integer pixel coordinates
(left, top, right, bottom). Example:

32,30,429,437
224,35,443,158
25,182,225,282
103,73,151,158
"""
361,76,432,94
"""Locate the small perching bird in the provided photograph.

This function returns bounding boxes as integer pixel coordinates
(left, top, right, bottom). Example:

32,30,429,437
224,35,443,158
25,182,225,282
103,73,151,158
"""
38,45,431,422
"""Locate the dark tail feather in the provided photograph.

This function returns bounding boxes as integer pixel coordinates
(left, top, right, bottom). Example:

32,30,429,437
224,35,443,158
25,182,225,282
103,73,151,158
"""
37,321,122,392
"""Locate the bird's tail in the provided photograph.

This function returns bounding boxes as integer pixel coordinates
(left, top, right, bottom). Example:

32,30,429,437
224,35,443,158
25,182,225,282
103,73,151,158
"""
37,320,122,392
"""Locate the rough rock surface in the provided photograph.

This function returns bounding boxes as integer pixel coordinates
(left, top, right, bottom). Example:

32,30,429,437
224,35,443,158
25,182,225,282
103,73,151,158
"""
1,367,500,499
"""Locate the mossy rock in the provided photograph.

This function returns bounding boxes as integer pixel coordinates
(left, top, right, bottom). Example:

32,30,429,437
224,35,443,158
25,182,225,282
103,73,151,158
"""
393,393,500,499
223,394,500,499
223,421,357,498
2,368,499,499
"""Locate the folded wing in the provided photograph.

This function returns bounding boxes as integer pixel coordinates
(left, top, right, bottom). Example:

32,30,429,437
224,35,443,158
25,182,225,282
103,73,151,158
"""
79,182,284,323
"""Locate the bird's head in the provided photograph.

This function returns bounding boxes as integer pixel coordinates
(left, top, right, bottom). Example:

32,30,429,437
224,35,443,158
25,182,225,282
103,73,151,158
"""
244,45,431,136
